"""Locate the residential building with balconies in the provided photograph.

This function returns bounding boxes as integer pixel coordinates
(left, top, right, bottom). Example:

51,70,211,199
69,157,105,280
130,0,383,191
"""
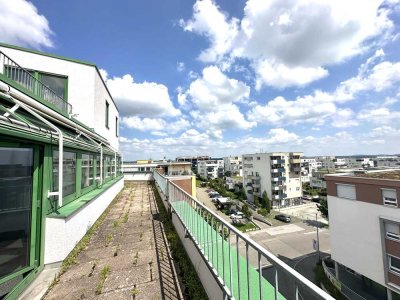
223,155,243,177
242,152,303,207
0,43,123,299
325,170,400,299
197,159,224,180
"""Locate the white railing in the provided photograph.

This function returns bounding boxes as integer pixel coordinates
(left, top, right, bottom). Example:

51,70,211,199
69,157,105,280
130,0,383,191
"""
153,170,334,300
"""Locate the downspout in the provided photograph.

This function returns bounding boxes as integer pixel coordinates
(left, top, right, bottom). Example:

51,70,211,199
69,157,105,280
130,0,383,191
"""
0,90,64,207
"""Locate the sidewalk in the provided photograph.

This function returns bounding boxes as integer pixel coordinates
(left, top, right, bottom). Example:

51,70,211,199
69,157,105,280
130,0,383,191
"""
43,182,183,300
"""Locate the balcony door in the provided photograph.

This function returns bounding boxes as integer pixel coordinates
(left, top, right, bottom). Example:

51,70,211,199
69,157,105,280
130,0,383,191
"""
0,145,40,298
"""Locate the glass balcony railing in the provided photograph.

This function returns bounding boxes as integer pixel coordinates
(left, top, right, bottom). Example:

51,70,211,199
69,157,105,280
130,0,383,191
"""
0,51,72,114
154,170,334,300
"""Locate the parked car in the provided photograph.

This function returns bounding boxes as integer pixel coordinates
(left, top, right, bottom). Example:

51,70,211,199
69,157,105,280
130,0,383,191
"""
230,211,244,219
302,195,312,200
209,192,220,198
274,214,291,223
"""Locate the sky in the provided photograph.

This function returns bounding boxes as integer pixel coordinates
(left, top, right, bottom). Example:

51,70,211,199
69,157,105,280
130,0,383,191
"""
1,0,400,160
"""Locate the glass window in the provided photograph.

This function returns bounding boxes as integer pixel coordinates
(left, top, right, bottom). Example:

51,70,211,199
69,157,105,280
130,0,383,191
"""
105,156,111,178
0,147,33,279
382,189,397,207
336,184,356,200
389,256,400,275
96,155,101,180
386,222,400,240
53,150,76,198
105,100,109,128
81,154,94,189
40,74,66,99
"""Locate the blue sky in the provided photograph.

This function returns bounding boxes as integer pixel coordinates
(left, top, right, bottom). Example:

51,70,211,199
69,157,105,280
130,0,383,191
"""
1,0,400,160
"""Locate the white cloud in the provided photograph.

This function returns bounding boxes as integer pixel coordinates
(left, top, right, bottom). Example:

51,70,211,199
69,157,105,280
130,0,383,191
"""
248,91,336,125
177,62,185,72
179,0,239,63
186,65,250,110
182,0,395,88
121,116,190,134
104,74,180,117
0,0,54,49
331,108,359,128
357,107,400,124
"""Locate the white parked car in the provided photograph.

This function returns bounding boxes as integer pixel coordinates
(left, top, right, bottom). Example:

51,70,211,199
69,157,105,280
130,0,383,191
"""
230,211,244,219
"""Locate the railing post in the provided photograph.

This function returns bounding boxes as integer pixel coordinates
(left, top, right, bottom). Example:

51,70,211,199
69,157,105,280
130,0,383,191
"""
246,242,250,300
236,234,241,300
274,267,279,300
258,252,262,300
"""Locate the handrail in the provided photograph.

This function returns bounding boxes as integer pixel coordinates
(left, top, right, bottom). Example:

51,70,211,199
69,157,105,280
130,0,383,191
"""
0,50,72,114
154,170,334,299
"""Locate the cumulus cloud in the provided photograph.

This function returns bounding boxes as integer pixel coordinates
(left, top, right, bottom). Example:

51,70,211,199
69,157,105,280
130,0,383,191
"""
103,73,180,117
177,62,185,72
0,0,54,49
121,117,190,134
181,0,395,88
179,65,254,130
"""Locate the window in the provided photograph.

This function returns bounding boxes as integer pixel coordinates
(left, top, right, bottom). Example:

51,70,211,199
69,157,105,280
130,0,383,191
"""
105,156,111,178
81,154,94,189
40,73,67,99
105,100,109,128
382,189,397,207
389,255,400,275
257,157,260,160
96,155,101,180
53,150,76,198
385,222,400,241
336,184,356,200
115,117,118,137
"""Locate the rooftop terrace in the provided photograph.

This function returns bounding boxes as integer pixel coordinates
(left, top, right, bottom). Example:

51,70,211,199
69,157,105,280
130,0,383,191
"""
353,170,400,180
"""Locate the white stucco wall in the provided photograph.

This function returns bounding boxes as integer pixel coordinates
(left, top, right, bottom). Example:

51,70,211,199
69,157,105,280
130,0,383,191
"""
329,195,400,286
44,178,124,264
0,46,119,150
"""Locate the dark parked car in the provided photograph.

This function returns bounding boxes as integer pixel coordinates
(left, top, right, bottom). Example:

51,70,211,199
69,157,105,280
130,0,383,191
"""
275,214,291,223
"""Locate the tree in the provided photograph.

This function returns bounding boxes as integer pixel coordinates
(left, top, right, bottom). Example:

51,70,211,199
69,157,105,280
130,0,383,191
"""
241,204,252,218
317,198,328,217
262,191,271,213
253,195,260,207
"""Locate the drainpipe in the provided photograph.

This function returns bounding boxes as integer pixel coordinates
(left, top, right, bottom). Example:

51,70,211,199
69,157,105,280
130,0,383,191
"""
0,90,64,207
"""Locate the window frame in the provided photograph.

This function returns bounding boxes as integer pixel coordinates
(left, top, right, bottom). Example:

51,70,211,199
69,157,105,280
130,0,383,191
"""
389,255,400,276
80,153,96,194
336,183,357,200
382,188,398,207
115,116,118,137
105,100,109,129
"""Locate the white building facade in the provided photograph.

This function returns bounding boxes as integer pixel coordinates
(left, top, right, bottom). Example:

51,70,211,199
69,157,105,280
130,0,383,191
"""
0,43,123,299
326,171,400,299
242,152,303,207
197,159,224,180
223,155,243,177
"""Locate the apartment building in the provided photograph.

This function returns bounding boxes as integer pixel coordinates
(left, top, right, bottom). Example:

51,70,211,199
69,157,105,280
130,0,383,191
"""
374,156,400,168
326,170,400,299
197,159,224,180
0,43,123,298
344,157,374,168
123,160,158,180
301,158,321,182
223,155,243,177
176,155,210,168
242,152,303,207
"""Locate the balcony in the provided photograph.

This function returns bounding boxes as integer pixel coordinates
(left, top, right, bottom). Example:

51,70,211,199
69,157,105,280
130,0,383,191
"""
273,193,288,200
0,51,72,115
272,176,286,182
271,159,285,164
272,167,285,173
154,171,333,300
272,184,285,191
290,158,301,164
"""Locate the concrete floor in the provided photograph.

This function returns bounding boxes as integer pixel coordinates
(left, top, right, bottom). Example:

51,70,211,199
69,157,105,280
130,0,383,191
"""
43,182,182,300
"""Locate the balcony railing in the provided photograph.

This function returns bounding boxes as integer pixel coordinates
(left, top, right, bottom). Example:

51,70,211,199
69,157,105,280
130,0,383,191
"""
154,170,334,300
271,159,285,164
0,51,72,114
272,176,286,182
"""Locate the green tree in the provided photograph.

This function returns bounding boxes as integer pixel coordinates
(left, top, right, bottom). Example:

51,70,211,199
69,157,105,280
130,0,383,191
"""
262,191,271,213
253,195,260,207
241,204,252,218
317,198,328,217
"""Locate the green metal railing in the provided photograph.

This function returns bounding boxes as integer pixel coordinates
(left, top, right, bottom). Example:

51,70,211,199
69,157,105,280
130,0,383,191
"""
154,170,334,300
0,51,72,114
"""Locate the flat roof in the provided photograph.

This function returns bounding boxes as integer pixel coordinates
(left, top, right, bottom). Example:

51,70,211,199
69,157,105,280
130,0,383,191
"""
352,170,400,180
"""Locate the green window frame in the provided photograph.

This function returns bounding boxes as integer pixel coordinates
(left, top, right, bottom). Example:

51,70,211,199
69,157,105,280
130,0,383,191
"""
105,100,109,129
51,148,98,207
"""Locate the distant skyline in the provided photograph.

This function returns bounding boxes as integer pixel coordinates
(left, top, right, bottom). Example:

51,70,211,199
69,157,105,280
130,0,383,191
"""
1,0,400,159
